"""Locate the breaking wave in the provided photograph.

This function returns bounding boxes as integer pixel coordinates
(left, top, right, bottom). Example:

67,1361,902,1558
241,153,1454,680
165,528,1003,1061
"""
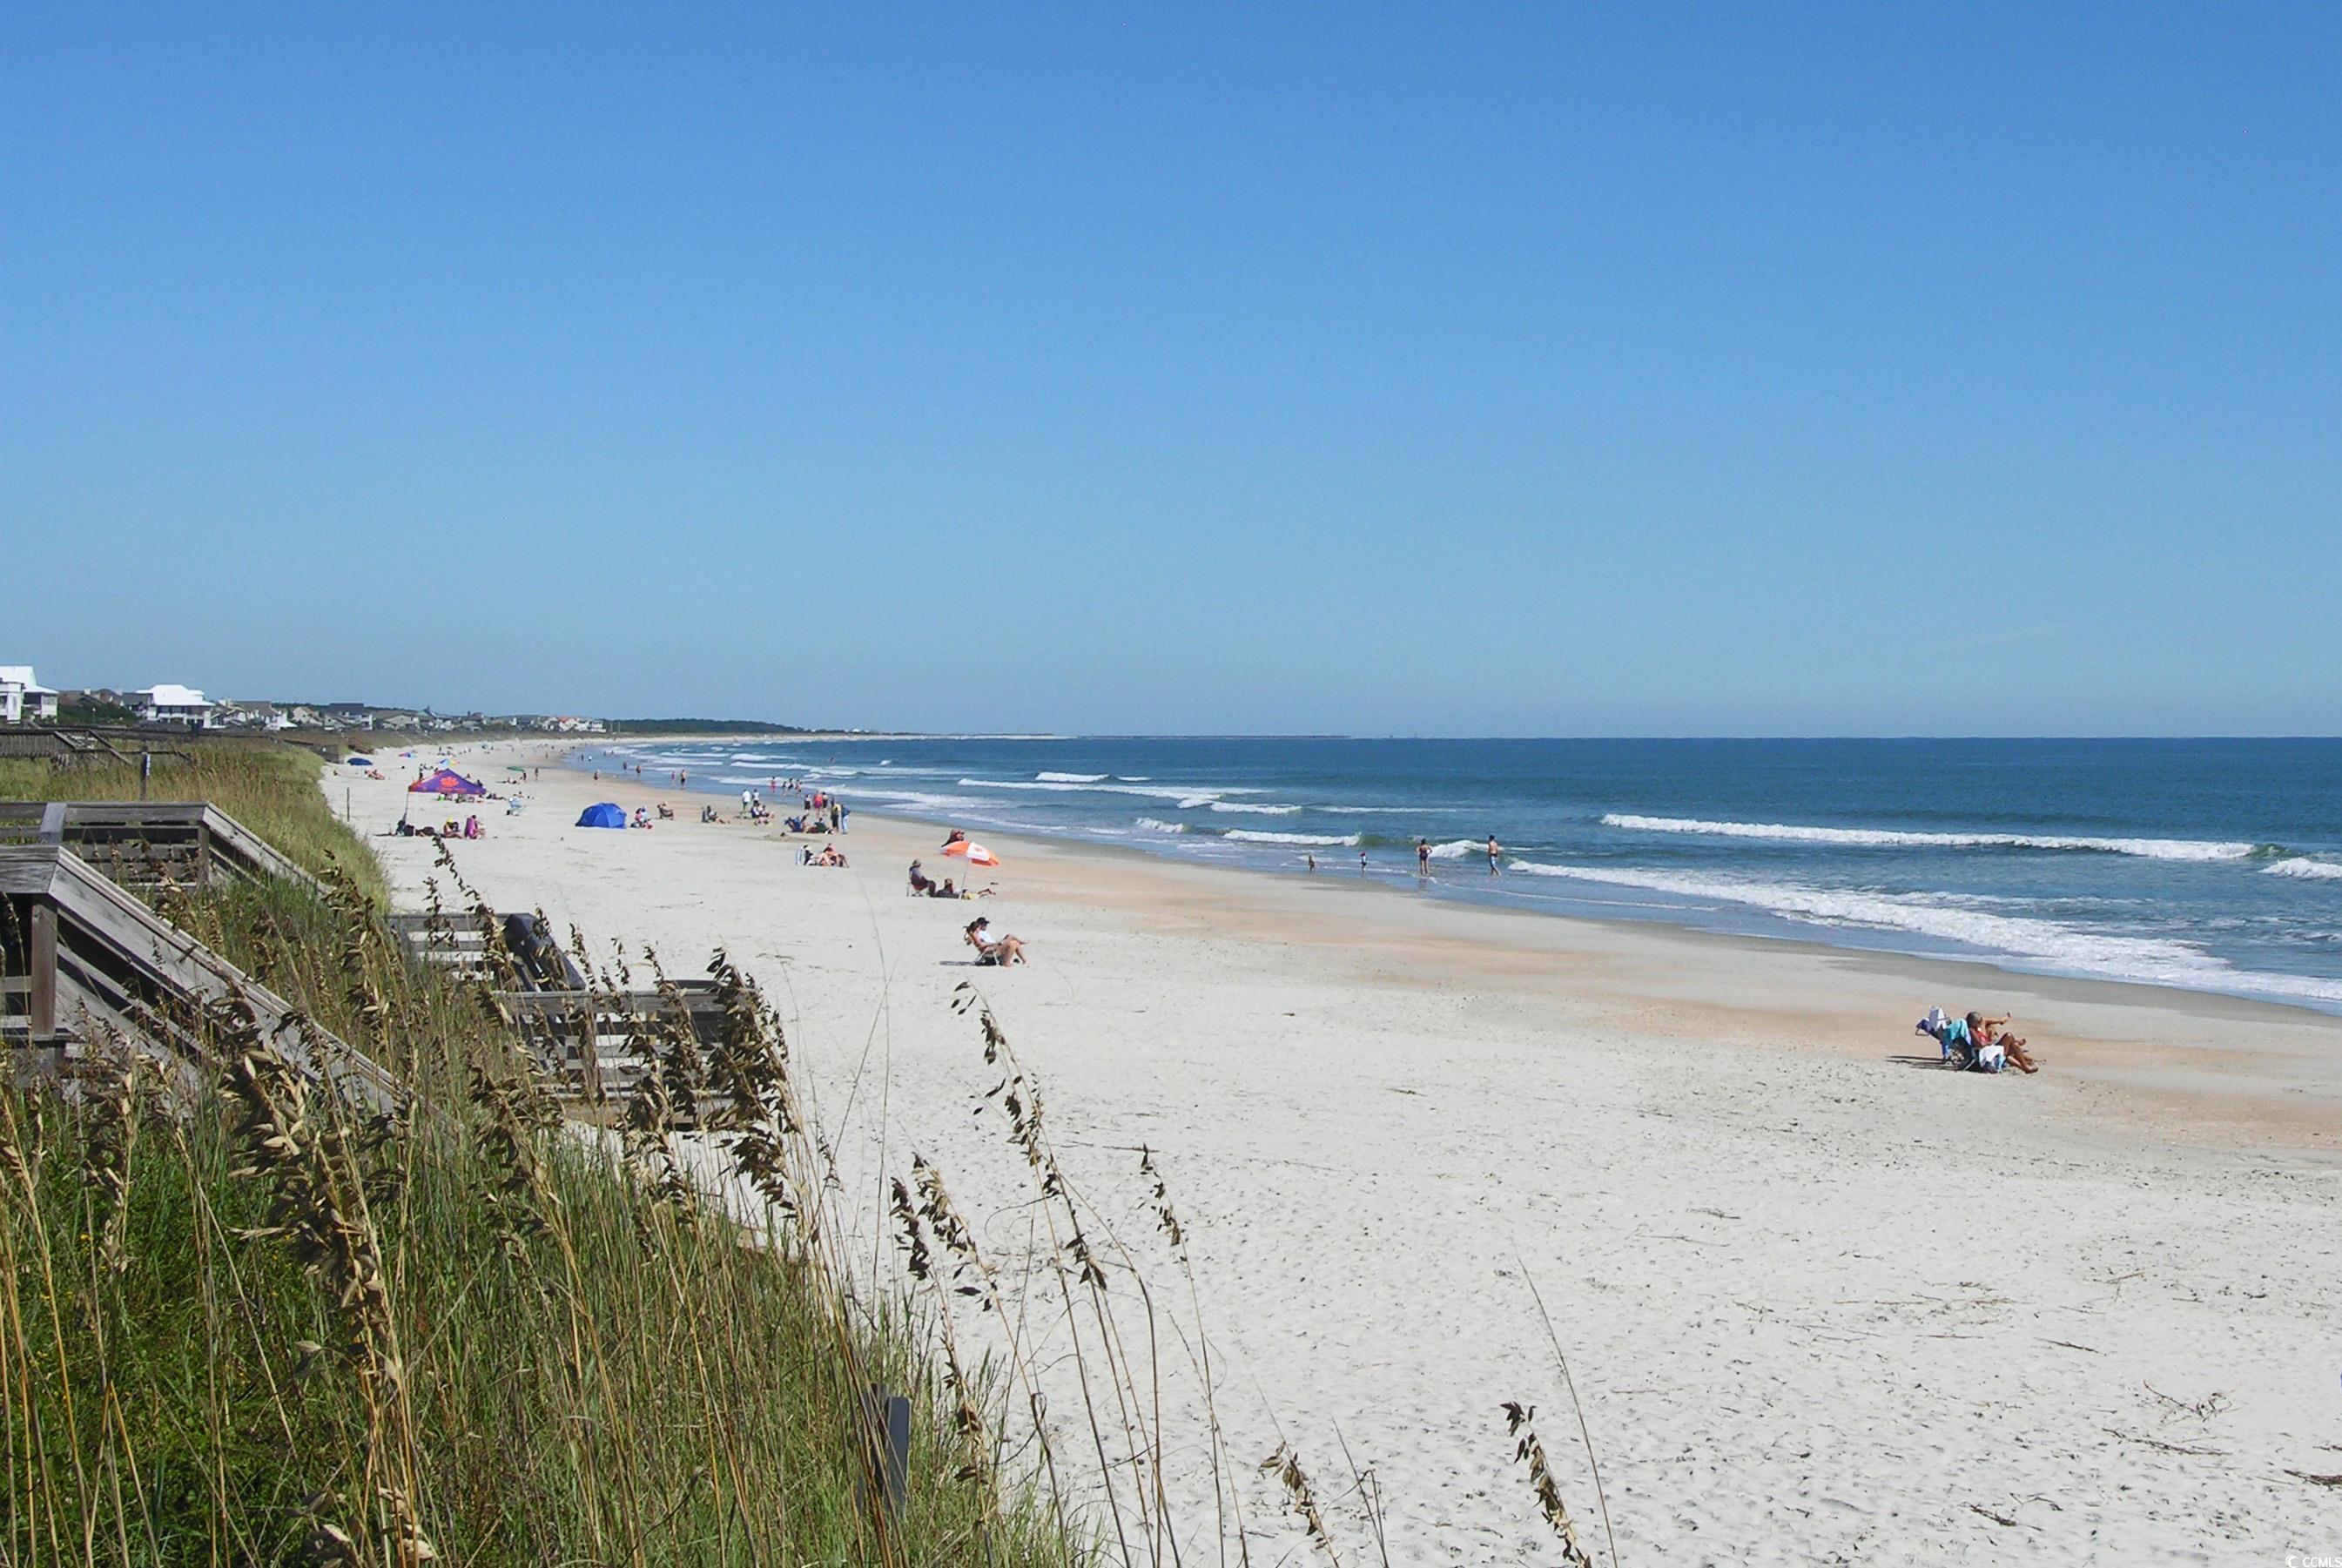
1037,771,1108,783
1600,813,2267,863
1133,817,1188,835
959,777,1228,807
1424,838,1484,859
1503,860,2342,1004
2264,857,2342,881
1223,830,1360,847
1209,802,1302,815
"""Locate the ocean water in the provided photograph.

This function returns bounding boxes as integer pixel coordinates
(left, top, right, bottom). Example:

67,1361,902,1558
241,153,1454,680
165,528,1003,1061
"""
581,737,2342,1014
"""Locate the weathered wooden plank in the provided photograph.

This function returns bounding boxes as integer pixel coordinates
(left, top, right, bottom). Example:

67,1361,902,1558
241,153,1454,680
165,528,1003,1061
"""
0,802,322,895
27,902,55,1037
4,845,398,1107
0,847,62,896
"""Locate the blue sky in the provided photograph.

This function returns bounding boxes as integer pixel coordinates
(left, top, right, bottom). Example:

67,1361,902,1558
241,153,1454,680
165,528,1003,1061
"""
6,5,2337,734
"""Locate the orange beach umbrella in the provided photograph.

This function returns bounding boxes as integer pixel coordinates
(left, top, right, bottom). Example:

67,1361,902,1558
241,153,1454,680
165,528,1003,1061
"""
944,840,1001,868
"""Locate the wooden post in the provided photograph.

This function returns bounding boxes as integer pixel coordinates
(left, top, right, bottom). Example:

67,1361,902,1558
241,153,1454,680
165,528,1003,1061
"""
27,901,57,1040
859,1383,910,1522
194,818,213,887
139,750,151,800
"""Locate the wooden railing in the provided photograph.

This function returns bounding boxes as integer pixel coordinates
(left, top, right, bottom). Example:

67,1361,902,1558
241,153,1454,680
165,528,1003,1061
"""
0,801,324,896
387,908,722,1107
1,845,394,1109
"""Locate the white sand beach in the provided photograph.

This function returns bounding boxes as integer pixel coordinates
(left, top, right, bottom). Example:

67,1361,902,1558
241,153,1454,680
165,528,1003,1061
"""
344,743,2342,1565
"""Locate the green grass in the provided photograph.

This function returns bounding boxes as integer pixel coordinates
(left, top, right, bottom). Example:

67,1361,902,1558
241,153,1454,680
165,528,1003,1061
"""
0,742,1079,1565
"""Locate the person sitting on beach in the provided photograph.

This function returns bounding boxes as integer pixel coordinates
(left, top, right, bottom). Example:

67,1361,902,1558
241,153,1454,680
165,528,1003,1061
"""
1969,1013,2041,1074
965,917,1026,965
656,802,675,819
909,860,938,896
701,804,721,824
631,806,653,829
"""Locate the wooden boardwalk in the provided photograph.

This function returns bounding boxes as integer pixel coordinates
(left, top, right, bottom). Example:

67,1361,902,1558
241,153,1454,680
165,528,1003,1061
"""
1,844,395,1109
389,909,726,1107
0,800,326,896
2,796,704,1122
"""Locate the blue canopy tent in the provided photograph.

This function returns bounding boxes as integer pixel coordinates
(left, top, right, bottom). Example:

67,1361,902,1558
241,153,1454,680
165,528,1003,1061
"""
576,802,627,829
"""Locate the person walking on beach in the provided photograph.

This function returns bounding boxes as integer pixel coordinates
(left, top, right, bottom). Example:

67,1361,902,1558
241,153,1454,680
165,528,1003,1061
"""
1486,834,1503,875
1306,853,1316,872
1358,848,1370,873
1417,838,1431,877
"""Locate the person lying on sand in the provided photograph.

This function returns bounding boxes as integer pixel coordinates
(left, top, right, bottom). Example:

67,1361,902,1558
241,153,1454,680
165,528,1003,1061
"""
811,844,847,868
965,918,1026,965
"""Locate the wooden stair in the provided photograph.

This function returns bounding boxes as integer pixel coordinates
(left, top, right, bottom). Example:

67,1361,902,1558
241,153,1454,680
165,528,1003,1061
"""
2,845,396,1109
0,801,326,897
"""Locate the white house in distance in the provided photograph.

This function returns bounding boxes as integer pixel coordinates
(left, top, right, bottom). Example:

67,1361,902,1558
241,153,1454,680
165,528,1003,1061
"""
132,684,219,728
0,666,60,723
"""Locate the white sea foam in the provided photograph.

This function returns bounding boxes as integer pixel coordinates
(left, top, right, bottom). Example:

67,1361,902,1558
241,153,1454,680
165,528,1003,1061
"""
855,791,985,814
1037,771,1109,783
2264,857,2342,881
958,777,1235,806
1134,817,1189,834
1224,830,1360,847
1425,838,1484,859
1502,860,2342,1004
1600,813,2262,863
1209,802,1302,815
1320,805,1472,815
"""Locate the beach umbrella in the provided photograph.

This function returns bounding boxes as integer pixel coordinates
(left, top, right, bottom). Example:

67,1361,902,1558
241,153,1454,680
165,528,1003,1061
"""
505,764,528,774
944,840,1001,868
575,803,627,829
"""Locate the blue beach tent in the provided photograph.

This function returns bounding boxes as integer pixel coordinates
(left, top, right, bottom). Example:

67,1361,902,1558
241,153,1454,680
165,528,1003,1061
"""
576,802,627,829
347,757,374,766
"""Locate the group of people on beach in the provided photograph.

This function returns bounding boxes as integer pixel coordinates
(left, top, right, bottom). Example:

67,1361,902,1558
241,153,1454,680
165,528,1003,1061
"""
906,858,993,900
1915,1007,2041,1074
1310,834,1509,877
